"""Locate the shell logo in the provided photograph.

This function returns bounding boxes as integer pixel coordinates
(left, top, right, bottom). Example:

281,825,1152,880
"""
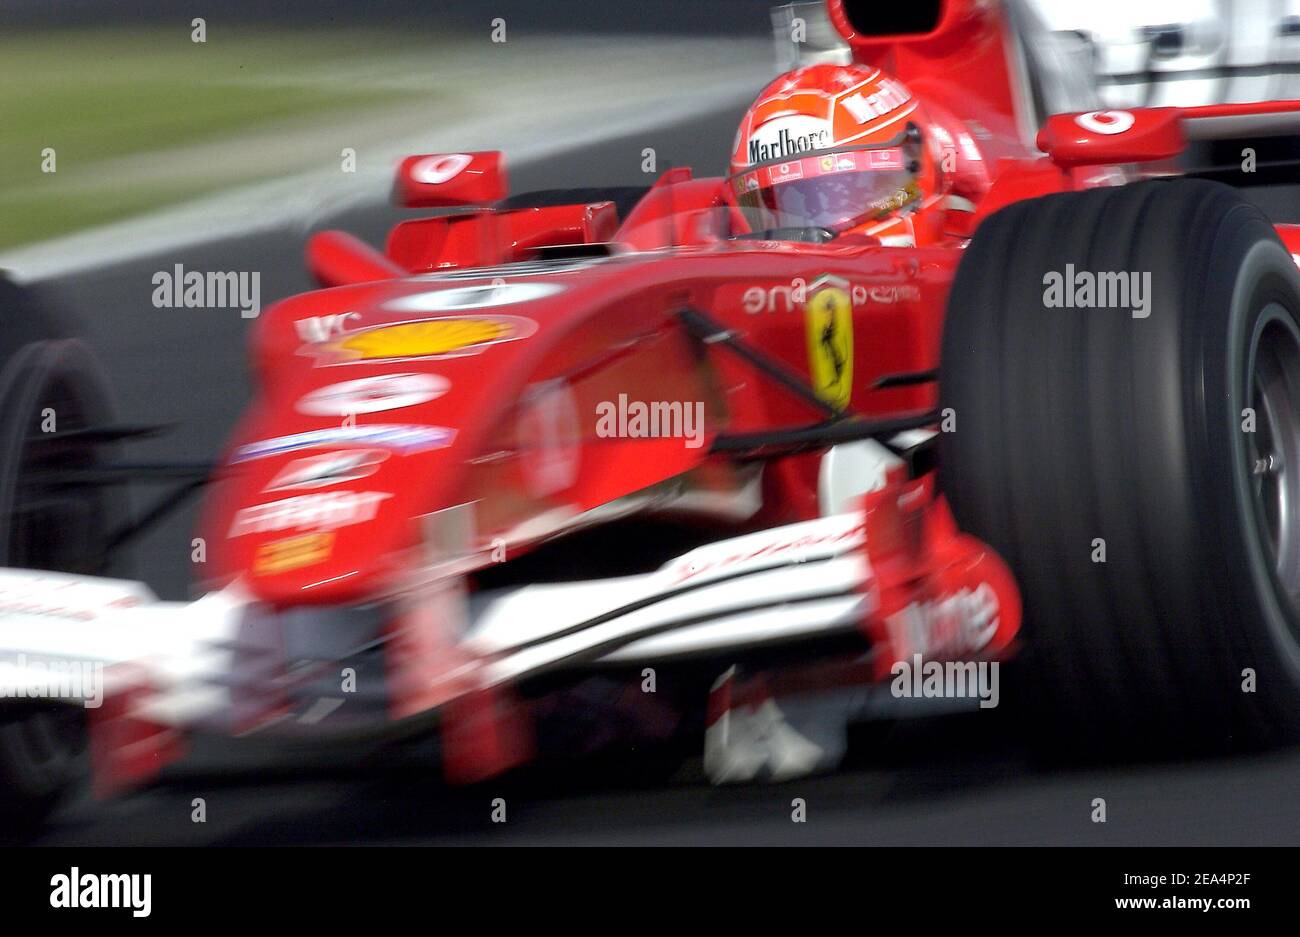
301,316,538,364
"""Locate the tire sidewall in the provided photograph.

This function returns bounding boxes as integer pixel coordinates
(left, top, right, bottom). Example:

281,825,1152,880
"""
1213,236,1300,692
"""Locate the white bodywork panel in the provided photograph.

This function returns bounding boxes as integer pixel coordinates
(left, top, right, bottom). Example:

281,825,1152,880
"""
0,513,871,724
469,512,869,684
0,570,245,721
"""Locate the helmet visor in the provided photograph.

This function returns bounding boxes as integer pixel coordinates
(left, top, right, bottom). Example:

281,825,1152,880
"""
729,145,920,233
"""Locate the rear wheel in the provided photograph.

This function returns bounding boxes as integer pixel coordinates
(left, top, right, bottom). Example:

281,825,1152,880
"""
939,179,1300,753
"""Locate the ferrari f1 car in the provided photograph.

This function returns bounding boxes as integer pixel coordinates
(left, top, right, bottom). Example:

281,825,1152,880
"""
4,0,1300,825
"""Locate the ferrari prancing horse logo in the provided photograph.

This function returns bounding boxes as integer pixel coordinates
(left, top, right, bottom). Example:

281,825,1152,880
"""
805,285,854,410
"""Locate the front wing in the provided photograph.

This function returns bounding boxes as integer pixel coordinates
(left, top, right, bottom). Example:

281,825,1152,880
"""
0,475,1021,793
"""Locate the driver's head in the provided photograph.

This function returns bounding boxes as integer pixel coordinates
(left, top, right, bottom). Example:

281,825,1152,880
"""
727,64,943,245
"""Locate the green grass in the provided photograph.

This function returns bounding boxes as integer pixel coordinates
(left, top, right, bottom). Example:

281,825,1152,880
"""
0,28,441,249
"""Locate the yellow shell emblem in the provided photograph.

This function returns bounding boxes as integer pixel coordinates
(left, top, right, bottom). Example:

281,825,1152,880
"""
329,318,515,362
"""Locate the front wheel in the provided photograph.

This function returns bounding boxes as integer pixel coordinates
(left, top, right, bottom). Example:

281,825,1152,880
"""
0,277,122,830
939,179,1300,753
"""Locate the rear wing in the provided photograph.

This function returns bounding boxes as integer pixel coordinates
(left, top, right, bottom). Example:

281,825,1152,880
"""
1037,101,1300,169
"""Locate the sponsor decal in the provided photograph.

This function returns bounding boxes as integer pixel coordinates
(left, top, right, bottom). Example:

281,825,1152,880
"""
767,160,804,184
885,583,1001,662
864,179,921,219
410,153,472,184
756,147,905,190
669,522,863,585
0,576,143,622
821,153,852,174
231,425,455,463
518,379,581,497
805,283,854,410
865,284,921,304
295,312,359,343
295,373,448,417
383,282,563,312
744,275,918,315
229,491,392,537
1074,110,1135,135
742,278,808,315
264,449,389,492
867,148,904,170
746,115,834,164
839,77,911,124
253,532,336,576
417,256,616,281
302,316,537,365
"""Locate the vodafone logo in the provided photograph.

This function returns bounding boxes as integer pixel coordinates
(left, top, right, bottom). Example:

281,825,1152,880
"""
411,153,472,184
1074,110,1135,136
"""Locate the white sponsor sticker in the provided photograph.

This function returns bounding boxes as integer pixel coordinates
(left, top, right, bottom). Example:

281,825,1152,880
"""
231,425,455,462
518,379,581,497
746,115,834,164
229,491,394,537
264,449,390,492
383,282,564,313
295,373,448,417
295,312,360,343
839,77,911,125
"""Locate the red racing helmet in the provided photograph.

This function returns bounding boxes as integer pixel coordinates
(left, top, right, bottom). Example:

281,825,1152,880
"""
727,63,948,245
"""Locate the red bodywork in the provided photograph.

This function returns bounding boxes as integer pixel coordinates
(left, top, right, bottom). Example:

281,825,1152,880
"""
95,0,1300,792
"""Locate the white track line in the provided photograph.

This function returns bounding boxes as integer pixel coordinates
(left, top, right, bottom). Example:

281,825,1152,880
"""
0,37,770,282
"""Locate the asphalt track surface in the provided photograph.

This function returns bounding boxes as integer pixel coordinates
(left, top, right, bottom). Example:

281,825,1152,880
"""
23,102,1300,847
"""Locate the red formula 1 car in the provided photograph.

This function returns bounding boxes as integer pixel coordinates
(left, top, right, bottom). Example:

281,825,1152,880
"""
4,0,1300,821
